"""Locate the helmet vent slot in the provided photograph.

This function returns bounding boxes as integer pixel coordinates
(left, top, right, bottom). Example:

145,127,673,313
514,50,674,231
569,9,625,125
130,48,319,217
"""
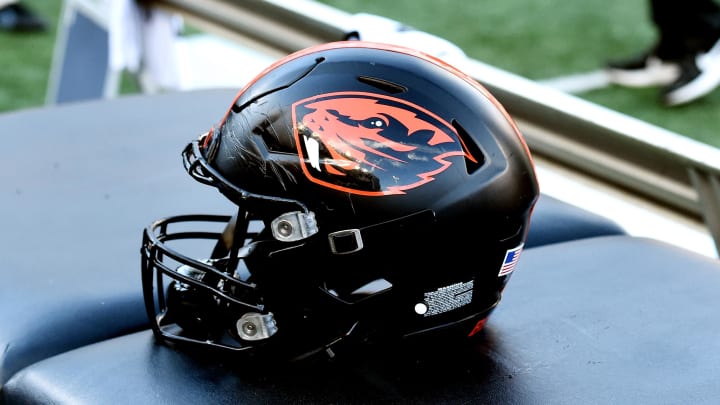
357,76,407,94
452,119,485,174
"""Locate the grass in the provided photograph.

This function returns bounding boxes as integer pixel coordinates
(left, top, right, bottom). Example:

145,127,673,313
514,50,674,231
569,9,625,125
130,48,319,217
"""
0,0,61,112
319,0,720,148
2,0,720,147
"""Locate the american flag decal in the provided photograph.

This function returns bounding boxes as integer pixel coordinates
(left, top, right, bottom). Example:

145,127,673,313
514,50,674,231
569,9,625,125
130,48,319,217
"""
498,244,524,277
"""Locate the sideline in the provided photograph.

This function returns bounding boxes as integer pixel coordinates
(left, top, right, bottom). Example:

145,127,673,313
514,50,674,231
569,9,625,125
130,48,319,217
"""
538,70,611,93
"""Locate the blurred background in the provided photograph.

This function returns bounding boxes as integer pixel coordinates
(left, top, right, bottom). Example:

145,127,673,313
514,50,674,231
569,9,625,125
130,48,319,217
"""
2,0,719,147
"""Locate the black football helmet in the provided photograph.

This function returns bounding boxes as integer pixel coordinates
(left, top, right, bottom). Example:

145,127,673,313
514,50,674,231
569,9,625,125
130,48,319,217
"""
141,41,539,361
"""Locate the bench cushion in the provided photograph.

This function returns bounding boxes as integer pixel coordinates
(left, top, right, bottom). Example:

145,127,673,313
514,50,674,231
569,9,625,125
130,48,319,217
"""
7,236,719,404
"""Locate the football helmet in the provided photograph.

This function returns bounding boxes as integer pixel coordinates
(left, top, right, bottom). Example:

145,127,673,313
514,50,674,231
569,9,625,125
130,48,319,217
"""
141,41,539,361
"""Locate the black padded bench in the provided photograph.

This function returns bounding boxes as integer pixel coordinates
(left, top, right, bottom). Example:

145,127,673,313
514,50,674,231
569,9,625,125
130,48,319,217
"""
1,90,641,403
5,236,720,404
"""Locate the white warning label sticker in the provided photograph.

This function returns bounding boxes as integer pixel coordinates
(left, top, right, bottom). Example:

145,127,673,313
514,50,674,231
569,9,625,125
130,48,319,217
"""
422,280,474,316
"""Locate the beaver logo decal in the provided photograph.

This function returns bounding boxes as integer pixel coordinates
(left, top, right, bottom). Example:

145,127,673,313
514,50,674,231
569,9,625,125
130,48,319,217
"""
292,91,476,196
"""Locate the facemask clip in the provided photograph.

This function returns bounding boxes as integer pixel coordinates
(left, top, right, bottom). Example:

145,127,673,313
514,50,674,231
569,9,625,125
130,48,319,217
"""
271,211,318,242
236,312,278,341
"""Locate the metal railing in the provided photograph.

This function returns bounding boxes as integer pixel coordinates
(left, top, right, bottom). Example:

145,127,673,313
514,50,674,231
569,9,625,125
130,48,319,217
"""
151,0,720,255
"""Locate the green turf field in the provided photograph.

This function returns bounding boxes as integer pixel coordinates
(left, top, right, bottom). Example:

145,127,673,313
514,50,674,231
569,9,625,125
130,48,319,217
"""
2,0,719,147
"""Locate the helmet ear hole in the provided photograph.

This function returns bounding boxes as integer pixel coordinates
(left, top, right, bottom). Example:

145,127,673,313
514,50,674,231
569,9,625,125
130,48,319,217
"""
350,278,393,298
452,119,484,174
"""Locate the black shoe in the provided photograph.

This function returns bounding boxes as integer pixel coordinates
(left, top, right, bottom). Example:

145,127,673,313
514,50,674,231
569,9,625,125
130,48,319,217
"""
662,38,720,106
0,3,47,32
606,50,680,87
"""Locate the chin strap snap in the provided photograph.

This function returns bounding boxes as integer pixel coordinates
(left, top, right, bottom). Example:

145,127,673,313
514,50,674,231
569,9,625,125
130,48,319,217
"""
271,211,318,242
236,312,278,341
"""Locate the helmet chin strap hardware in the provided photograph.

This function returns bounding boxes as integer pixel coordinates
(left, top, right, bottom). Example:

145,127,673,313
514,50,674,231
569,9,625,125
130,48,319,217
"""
328,229,364,254
236,312,278,341
271,211,318,242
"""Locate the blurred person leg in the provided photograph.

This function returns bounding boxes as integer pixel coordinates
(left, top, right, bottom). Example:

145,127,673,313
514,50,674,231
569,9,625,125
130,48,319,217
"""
661,0,720,105
0,0,47,32
606,1,685,87
606,0,720,97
